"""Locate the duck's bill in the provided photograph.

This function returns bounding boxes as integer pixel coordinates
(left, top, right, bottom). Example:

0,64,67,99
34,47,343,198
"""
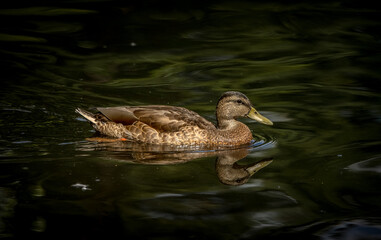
246,158,273,176
247,107,273,126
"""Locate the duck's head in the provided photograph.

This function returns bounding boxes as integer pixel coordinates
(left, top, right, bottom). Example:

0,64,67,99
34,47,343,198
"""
216,91,273,128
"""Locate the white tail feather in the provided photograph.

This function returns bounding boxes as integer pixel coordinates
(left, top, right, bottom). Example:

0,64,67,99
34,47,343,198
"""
75,108,97,124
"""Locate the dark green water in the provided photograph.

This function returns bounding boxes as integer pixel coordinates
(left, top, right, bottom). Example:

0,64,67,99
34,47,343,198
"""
1,1,381,239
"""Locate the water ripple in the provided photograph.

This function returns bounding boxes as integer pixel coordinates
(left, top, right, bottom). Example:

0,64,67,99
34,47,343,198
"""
345,156,381,173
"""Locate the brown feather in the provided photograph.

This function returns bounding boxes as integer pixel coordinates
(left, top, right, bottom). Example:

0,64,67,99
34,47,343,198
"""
97,105,216,132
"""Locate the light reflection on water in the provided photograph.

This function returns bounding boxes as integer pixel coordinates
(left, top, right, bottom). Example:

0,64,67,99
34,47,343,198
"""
0,1,381,239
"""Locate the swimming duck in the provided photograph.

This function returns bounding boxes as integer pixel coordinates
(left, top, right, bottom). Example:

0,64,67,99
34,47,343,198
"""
75,91,273,146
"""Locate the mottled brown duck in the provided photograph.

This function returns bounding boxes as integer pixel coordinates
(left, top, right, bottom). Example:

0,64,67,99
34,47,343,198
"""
75,91,273,146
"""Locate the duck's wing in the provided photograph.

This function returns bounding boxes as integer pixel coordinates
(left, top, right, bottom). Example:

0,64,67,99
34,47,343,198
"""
96,105,216,132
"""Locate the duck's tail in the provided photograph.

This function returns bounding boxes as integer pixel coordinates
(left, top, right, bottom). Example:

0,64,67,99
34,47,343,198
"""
75,108,97,124
76,108,133,139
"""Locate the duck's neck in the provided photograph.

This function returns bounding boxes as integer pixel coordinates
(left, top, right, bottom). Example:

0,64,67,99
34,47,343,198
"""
216,107,233,129
217,119,238,130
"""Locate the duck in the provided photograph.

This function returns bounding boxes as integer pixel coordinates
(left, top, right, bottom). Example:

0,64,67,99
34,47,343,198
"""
75,91,273,146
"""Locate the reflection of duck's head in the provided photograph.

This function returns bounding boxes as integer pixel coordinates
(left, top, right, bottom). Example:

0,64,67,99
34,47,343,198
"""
216,149,273,186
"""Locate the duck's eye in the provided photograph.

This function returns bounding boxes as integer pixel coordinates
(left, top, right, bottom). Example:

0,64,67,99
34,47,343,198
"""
236,100,244,104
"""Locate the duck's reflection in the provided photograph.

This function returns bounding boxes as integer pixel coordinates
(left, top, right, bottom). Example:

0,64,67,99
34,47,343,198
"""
215,149,272,186
78,139,273,186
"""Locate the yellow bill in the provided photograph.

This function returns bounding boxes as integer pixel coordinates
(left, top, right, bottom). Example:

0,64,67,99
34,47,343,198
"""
247,107,273,125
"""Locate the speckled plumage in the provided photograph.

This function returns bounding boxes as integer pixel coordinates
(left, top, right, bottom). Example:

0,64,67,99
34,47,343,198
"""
75,91,273,146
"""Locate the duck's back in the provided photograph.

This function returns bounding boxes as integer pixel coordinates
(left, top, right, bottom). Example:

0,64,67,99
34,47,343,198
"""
89,105,217,145
97,105,216,132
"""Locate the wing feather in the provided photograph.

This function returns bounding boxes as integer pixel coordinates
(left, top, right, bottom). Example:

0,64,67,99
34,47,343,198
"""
97,105,216,132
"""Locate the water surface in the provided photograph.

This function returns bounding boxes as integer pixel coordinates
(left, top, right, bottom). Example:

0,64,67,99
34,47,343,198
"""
1,1,381,239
